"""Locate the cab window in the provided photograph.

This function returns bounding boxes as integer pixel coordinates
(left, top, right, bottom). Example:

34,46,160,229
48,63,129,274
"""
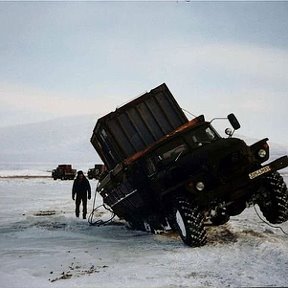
186,126,218,147
145,141,188,175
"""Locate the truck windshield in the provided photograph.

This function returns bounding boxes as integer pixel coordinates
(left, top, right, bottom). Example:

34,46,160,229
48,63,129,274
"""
185,125,219,147
145,125,219,175
145,142,188,175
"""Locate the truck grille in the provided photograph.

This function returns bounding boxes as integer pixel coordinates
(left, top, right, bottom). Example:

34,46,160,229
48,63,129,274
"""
218,150,251,181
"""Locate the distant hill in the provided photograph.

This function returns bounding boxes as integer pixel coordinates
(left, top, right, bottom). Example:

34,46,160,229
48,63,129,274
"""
0,115,101,171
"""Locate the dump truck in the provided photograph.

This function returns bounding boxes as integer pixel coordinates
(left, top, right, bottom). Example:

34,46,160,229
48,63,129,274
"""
90,83,288,247
52,164,76,180
87,164,106,180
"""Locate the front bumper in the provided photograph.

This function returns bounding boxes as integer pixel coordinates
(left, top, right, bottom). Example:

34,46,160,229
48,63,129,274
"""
248,156,288,180
197,156,288,206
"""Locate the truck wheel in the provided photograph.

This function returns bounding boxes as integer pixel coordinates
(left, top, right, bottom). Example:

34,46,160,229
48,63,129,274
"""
258,172,288,224
173,198,207,247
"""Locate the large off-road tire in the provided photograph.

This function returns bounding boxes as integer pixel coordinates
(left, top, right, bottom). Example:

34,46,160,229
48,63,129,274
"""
258,172,288,224
173,198,207,247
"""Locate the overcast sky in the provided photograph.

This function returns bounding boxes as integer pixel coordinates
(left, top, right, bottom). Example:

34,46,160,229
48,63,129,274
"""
0,1,288,144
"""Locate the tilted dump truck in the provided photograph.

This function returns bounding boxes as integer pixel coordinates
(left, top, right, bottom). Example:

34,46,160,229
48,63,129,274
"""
90,83,288,247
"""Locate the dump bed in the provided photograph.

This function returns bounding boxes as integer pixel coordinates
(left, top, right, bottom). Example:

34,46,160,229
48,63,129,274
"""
91,83,188,169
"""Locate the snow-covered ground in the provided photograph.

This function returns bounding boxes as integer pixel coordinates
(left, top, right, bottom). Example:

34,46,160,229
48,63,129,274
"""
1,116,288,287
0,173,288,288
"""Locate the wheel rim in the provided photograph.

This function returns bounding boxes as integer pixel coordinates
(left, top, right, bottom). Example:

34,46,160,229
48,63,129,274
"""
176,210,187,237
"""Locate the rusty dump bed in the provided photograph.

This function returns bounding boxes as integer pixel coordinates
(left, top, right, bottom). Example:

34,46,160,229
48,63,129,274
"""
91,83,188,170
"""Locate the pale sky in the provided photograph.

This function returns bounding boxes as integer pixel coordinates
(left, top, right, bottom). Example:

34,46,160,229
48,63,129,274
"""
0,1,288,144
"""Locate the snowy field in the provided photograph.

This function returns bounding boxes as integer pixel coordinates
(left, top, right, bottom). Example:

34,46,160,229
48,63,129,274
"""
1,171,288,288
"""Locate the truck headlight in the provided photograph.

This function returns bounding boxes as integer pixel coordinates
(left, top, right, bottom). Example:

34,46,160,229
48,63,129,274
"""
258,149,267,158
196,181,205,191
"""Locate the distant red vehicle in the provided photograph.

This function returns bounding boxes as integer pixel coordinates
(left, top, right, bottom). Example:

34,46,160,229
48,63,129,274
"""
52,164,76,180
87,164,105,180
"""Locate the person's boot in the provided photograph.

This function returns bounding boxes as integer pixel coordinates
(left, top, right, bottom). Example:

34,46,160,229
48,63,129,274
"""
83,214,86,219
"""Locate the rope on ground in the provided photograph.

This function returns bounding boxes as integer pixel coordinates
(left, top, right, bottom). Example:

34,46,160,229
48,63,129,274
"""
253,206,288,236
88,182,115,226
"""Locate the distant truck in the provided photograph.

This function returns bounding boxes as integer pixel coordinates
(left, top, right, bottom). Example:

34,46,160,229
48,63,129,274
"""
90,83,288,247
87,164,106,180
52,164,76,180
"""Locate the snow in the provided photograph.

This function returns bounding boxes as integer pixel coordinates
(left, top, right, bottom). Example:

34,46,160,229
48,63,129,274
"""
0,174,288,288
1,116,288,287
0,169,50,178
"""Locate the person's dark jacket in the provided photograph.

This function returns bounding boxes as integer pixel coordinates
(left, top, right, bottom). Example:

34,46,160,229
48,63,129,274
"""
72,177,91,200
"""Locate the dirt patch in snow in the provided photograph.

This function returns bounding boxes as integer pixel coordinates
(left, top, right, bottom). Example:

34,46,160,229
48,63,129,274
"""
48,263,109,282
206,224,238,244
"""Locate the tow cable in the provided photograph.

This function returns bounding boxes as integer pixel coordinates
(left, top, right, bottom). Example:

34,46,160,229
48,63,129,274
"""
254,206,288,236
88,182,115,226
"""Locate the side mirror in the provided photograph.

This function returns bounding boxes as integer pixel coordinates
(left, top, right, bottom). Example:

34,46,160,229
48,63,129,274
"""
227,113,240,130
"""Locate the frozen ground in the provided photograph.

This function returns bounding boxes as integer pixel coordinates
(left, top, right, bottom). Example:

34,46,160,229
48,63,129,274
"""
0,172,288,288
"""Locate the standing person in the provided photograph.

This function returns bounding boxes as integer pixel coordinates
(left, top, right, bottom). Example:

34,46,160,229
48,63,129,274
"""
72,170,91,219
